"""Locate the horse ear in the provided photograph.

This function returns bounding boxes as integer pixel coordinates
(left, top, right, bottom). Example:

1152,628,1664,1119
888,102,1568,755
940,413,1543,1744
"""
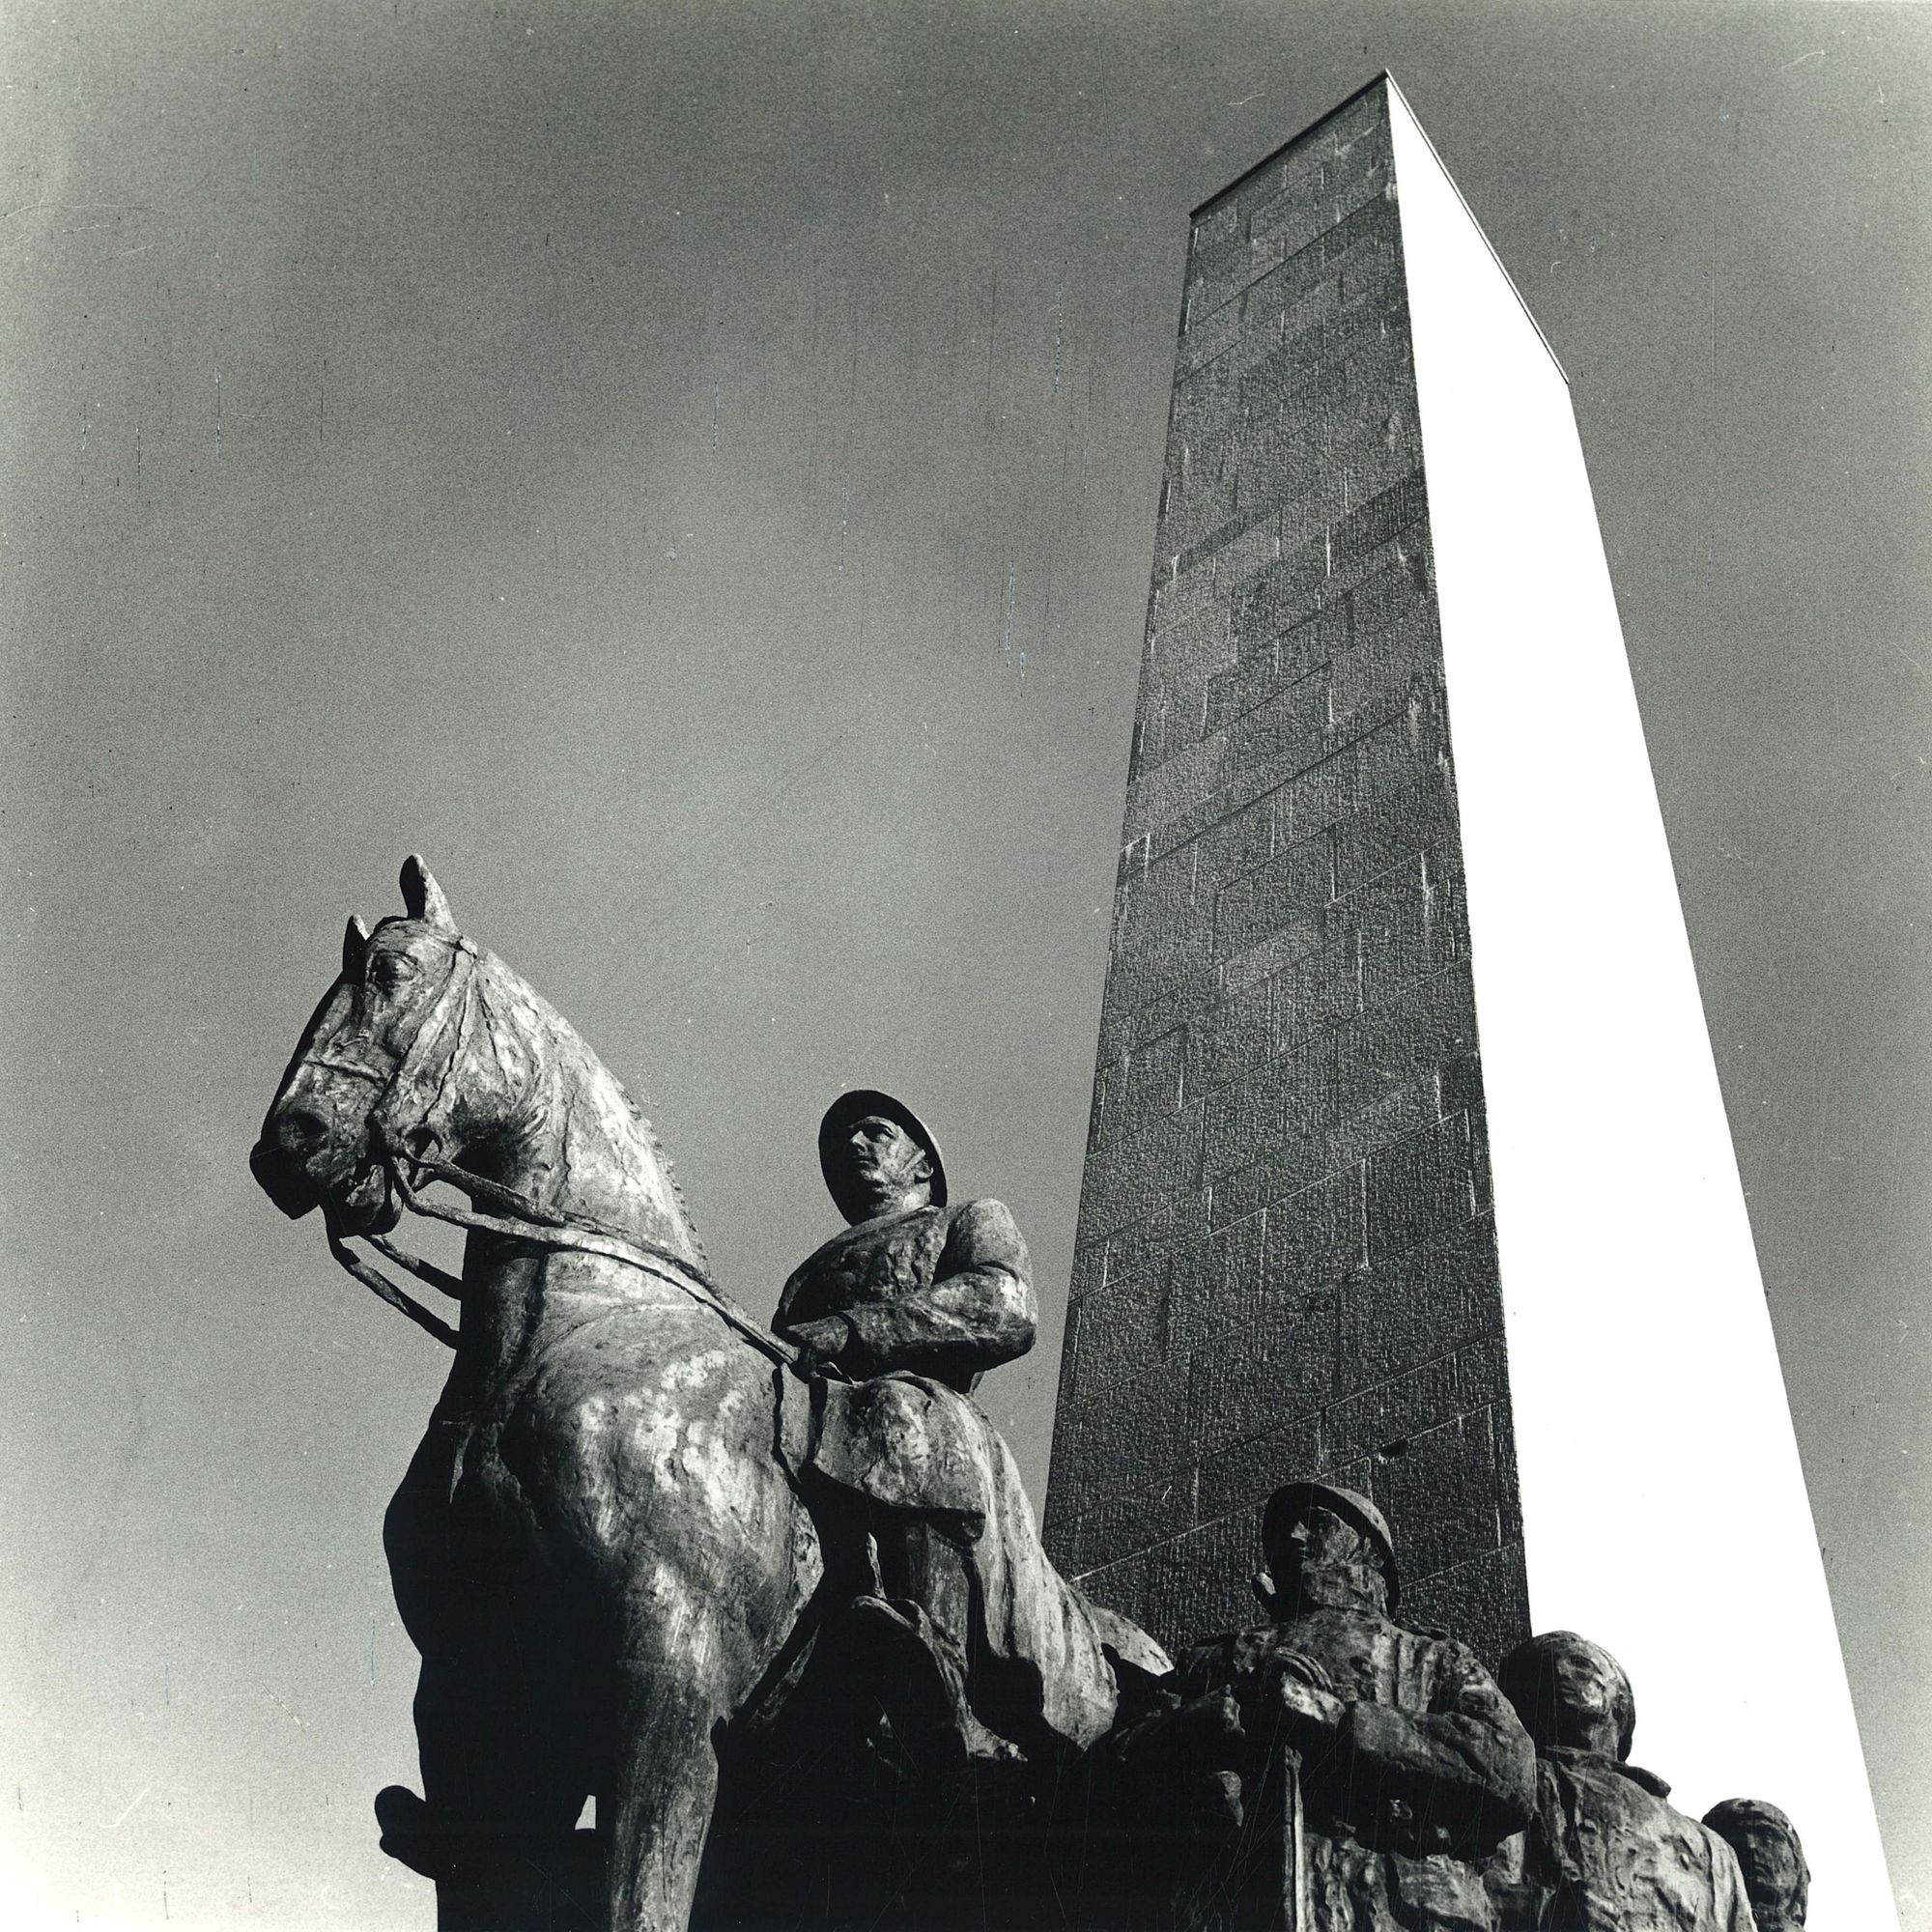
399,855,455,930
342,915,371,978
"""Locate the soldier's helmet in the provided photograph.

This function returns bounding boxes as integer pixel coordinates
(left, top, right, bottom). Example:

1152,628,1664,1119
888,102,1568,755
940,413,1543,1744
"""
1262,1481,1399,1610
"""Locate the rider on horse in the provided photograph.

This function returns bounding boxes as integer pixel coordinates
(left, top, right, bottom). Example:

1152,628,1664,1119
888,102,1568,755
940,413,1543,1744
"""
252,863,1175,1931
774,1091,1167,1778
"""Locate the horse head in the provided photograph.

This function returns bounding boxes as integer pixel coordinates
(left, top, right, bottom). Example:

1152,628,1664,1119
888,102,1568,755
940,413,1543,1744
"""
249,856,507,1237
253,855,705,1284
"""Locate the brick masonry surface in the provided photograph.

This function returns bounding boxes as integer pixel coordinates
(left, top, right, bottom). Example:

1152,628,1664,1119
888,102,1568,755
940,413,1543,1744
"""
1042,78,1530,1671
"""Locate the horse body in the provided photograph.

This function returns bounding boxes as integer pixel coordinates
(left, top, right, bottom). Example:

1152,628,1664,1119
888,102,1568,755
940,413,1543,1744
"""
252,862,821,1932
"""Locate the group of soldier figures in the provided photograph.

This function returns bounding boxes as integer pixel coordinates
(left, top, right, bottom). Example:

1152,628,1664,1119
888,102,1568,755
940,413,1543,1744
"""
1106,1489,1808,1932
716,1093,1811,1932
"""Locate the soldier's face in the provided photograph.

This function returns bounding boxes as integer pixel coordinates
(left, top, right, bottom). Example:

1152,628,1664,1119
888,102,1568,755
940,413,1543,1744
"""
1540,1641,1624,1753
842,1118,932,1215
1731,1830,1804,1915
1276,1505,1366,1581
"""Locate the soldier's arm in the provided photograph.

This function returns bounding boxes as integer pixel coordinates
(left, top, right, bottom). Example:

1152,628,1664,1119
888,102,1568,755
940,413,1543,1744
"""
835,1199,1036,1380
1319,1646,1536,1853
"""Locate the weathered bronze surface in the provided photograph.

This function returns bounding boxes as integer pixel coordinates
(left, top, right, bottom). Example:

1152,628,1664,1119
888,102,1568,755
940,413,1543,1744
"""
1702,1799,1809,1931
1490,1633,1755,1931
1119,1480,1537,1930
250,861,1165,1932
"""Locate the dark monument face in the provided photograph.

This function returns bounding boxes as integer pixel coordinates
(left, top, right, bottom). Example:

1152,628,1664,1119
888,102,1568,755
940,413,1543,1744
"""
839,1117,934,1211
819,1092,944,1224
1259,1481,1396,1619
1042,74,1529,1677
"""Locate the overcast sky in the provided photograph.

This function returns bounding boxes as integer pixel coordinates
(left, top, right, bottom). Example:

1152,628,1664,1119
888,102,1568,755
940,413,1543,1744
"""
3,2,1928,1927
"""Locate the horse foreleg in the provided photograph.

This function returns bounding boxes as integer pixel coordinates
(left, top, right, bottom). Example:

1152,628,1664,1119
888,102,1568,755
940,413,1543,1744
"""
404,1647,597,1932
606,1677,724,1932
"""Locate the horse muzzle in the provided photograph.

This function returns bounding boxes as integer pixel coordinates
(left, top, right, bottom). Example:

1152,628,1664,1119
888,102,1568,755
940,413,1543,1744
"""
250,1127,404,1236
251,1096,390,1228
251,1106,327,1217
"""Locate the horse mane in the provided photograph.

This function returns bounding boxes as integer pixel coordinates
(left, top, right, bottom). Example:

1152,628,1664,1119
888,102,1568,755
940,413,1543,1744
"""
611,1074,711,1273
469,945,711,1273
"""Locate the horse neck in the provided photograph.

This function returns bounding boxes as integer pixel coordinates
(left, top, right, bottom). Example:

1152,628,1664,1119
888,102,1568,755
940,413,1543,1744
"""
527,1036,705,1268
454,959,708,1281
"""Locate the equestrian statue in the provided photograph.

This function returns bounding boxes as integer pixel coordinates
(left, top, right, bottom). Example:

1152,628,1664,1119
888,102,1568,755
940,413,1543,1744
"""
249,858,1167,1932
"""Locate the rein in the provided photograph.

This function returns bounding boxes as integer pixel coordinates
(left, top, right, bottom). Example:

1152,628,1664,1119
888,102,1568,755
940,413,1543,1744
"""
323,936,806,1374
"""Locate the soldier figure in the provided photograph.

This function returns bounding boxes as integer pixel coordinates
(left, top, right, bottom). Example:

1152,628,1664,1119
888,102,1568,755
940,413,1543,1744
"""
774,1091,1165,1781
1491,1632,1754,1931
1167,1480,1537,1930
1701,1800,1809,1932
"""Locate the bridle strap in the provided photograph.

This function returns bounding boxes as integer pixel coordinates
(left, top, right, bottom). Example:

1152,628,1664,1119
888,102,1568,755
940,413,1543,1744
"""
370,935,480,1155
367,1231,466,1301
327,1223,460,1350
383,1144,804,1373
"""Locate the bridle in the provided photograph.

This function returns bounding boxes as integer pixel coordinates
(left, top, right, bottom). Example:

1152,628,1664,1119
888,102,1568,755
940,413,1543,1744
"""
319,931,804,1373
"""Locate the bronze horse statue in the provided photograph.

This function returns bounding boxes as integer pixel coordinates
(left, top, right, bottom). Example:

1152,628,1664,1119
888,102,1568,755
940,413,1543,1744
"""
250,859,1159,1932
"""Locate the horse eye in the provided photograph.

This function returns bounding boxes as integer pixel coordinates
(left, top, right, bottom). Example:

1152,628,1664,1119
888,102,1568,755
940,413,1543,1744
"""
371,952,417,992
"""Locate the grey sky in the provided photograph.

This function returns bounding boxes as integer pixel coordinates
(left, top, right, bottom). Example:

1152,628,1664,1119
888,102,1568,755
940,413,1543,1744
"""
3,2,1928,1925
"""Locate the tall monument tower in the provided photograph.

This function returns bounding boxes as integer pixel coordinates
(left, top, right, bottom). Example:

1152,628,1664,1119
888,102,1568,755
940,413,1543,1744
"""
1043,75,1895,1926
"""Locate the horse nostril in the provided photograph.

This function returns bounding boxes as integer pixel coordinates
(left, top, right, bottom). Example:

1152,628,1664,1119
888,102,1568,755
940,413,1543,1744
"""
276,1105,329,1154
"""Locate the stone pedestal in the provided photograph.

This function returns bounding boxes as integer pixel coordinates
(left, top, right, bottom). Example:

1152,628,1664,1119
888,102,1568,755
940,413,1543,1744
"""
1044,74,1894,1927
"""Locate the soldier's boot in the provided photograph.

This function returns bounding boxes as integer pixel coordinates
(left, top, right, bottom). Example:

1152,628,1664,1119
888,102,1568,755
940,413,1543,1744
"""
848,1592,1025,1776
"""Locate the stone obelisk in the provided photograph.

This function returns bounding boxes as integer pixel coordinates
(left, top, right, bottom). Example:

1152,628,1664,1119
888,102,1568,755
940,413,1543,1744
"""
1043,74,1895,1927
